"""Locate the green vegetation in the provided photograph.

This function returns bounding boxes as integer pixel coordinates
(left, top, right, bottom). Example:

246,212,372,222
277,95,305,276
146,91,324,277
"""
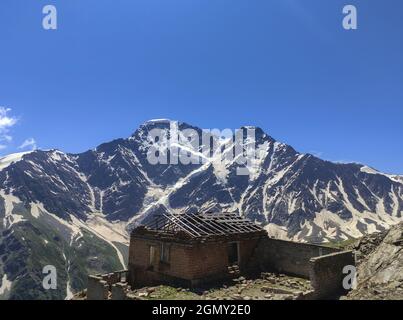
321,238,358,250
0,202,124,300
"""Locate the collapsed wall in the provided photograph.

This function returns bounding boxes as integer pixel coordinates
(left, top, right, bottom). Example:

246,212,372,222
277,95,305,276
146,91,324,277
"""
87,271,129,300
249,237,355,298
251,237,339,278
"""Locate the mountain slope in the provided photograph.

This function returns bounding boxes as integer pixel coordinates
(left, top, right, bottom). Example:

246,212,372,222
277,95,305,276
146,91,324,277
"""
0,119,402,299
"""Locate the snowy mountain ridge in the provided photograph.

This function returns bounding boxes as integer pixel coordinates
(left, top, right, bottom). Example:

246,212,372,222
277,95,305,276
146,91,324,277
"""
0,120,402,299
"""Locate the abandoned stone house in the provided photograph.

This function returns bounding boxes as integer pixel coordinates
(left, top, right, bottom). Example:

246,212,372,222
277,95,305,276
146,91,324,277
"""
87,212,355,300
128,212,267,288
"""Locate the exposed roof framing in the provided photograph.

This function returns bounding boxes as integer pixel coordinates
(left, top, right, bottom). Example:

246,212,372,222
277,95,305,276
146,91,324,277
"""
140,212,264,239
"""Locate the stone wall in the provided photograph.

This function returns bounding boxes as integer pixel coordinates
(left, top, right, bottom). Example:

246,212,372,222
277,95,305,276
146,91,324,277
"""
309,251,355,299
87,275,109,300
128,236,261,288
249,236,355,298
128,238,211,284
251,237,339,278
87,271,129,300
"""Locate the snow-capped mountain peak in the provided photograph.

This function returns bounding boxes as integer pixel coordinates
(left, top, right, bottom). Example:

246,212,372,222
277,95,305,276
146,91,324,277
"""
0,120,402,299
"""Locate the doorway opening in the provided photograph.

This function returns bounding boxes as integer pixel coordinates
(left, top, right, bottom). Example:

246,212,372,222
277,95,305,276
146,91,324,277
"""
228,242,239,265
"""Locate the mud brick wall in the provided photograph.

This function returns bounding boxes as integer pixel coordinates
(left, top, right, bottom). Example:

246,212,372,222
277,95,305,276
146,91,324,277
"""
238,238,261,271
182,242,228,279
128,237,260,287
309,251,355,298
253,237,339,278
87,275,109,300
111,283,128,300
184,238,261,281
128,238,218,282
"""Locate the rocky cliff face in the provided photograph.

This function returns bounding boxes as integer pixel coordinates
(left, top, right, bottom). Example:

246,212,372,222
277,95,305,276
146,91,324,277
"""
347,222,403,300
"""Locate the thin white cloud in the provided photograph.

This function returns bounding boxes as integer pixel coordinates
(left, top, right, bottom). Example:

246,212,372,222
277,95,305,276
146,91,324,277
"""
0,107,17,130
2,135,12,142
0,107,18,151
19,138,37,151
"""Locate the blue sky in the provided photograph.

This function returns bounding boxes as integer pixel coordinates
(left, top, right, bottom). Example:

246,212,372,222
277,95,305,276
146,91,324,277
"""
0,0,402,174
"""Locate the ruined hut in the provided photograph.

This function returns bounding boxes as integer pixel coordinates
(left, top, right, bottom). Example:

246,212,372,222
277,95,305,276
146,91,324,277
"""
128,212,266,288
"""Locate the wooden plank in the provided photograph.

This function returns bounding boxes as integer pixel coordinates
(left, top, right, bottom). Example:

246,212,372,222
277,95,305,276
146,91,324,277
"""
142,212,263,238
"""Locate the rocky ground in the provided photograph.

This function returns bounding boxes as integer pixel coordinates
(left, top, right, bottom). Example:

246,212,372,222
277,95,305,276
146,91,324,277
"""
74,273,312,300
344,222,403,300
125,273,311,300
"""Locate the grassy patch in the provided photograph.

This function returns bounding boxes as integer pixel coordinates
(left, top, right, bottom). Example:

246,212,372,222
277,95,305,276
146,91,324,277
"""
321,238,358,250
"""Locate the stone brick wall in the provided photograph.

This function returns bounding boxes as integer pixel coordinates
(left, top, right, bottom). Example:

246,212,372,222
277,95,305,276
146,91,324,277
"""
309,251,355,299
252,237,339,278
87,275,109,300
249,236,356,298
239,238,261,271
181,242,228,280
128,236,261,287
87,271,129,300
